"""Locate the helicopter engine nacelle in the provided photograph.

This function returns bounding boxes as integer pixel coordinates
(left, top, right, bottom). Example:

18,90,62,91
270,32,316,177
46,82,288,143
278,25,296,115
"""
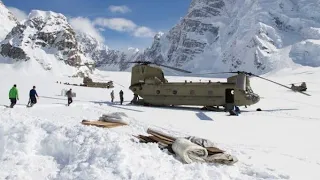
236,73,246,91
227,74,247,91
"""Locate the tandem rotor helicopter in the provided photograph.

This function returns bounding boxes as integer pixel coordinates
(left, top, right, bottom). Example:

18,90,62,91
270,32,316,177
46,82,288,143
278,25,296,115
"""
76,60,311,111
124,60,310,111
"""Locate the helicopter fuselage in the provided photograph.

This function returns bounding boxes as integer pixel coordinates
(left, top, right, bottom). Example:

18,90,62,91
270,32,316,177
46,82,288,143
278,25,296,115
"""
129,64,260,107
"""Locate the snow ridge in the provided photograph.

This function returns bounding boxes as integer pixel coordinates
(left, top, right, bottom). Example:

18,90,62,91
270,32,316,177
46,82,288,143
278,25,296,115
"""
0,0,18,41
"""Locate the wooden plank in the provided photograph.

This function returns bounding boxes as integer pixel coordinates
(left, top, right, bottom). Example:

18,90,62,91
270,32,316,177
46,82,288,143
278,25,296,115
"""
148,135,172,145
81,120,127,128
206,147,225,155
147,129,176,142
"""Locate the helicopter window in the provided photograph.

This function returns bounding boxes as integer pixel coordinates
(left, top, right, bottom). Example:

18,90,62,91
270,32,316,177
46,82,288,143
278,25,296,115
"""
208,90,213,95
190,90,195,95
156,90,160,94
173,90,177,95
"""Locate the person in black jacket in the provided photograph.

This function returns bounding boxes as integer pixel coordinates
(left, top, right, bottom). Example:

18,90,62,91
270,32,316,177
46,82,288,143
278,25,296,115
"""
66,89,73,106
119,90,124,105
28,86,39,107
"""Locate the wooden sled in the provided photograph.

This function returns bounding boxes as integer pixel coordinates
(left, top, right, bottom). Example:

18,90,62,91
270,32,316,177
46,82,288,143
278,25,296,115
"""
81,120,127,128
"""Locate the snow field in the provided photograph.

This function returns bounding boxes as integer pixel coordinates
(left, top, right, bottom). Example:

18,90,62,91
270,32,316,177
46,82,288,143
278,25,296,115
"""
0,64,320,179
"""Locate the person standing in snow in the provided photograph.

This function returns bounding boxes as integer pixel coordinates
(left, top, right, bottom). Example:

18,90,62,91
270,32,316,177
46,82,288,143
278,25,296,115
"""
28,86,39,107
110,90,114,103
9,84,19,108
66,88,73,106
119,90,124,105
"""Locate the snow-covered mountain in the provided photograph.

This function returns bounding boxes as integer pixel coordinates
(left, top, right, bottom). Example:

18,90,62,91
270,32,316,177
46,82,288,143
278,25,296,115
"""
0,1,18,41
2,0,320,75
0,8,93,77
134,0,320,74
76,32,140,71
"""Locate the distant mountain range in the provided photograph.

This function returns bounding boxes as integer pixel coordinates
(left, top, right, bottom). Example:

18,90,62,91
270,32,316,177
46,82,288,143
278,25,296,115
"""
1,0,320,76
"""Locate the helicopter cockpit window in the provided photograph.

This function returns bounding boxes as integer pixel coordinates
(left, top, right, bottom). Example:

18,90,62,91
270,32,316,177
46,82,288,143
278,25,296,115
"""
246,86,253,93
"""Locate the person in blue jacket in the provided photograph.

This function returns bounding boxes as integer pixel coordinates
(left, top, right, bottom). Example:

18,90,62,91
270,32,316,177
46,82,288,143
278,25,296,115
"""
28,86,39,106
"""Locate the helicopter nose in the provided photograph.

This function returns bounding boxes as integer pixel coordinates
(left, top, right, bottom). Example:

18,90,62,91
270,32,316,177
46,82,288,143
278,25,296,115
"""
252,94,260,104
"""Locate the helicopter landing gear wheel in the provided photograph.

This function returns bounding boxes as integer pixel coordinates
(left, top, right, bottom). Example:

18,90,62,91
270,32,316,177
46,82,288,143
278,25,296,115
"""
201,106,224,112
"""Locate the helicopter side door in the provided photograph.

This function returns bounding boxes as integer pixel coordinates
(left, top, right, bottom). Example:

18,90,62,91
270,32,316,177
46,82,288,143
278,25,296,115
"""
225,89,234,103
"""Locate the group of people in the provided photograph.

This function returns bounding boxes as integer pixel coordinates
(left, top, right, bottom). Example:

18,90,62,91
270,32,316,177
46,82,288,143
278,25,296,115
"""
110,90,124,105
8,84,124,108
8,84,39,108
8,84,74,108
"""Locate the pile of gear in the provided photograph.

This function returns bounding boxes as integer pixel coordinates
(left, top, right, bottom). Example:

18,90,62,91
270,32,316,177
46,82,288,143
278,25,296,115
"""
135,129,238,165
81,113,238,165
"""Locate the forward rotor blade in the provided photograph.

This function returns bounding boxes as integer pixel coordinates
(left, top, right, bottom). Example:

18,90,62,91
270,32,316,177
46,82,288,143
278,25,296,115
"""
156,63,192,73
250,74,311,96
124,61,192,73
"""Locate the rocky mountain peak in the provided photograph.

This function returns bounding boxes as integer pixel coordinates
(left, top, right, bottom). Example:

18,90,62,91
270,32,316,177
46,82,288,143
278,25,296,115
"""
0,9,93,76
133,0,320,74
26,10,69,32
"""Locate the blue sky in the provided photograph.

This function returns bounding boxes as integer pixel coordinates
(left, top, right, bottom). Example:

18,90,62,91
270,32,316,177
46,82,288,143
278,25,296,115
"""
3,0,192,50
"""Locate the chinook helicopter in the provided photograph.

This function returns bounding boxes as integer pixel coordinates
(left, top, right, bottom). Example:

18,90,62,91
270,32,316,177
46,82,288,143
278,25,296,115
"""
127,61,310,110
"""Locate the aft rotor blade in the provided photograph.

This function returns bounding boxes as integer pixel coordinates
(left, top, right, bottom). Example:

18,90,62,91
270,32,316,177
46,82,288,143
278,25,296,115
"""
190,71,239,76
156,63,192,73
250,74,311,96
126,61,151,64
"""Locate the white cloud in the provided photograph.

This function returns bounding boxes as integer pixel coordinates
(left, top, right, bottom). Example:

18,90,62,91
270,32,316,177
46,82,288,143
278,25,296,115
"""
133,26,155,38
8,7,27,21
69,17,105,43
93,17,155,38
93,18,136,32
108,5,131,14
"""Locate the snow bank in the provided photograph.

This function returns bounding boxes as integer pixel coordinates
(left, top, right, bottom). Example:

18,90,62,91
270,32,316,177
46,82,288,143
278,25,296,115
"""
1,63,320,179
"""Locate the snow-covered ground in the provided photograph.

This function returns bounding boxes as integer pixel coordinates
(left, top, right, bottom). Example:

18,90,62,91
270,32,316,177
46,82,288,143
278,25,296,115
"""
0,62,320,180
